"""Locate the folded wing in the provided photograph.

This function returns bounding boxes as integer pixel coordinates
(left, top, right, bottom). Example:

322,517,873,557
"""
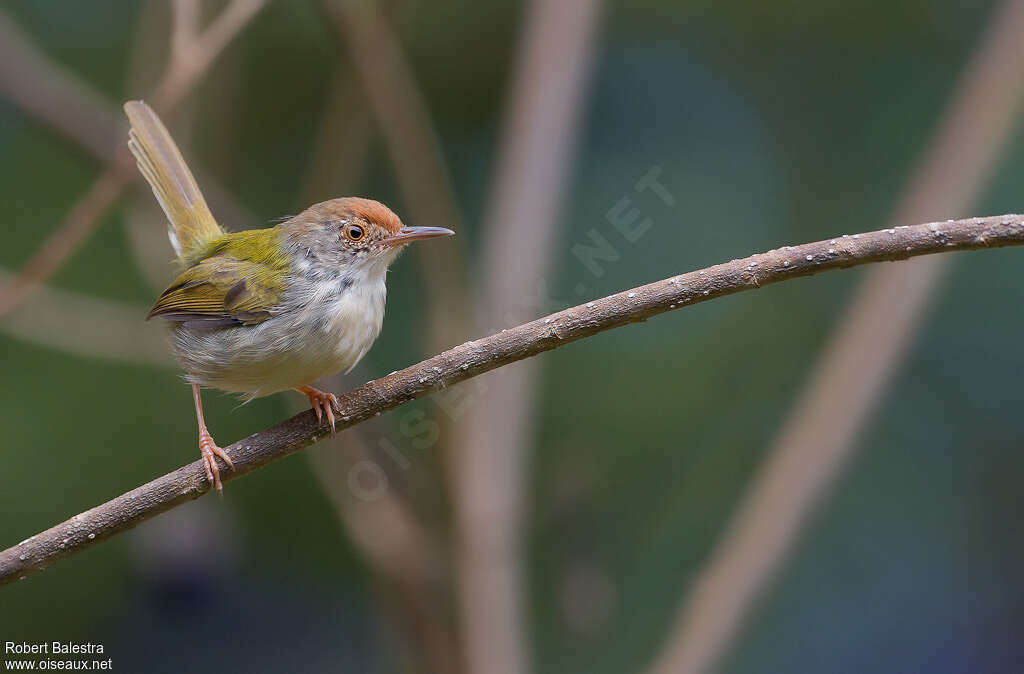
148,255,286,328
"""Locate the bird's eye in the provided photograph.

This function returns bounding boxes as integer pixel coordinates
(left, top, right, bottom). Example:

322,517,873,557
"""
344,223,365,242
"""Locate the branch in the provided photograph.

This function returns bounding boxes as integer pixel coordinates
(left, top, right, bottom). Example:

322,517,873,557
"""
3,214,1023,586
450,0,601,672
645,2,1024,672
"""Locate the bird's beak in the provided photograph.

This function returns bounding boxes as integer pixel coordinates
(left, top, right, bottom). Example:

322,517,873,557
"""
382,226,455,247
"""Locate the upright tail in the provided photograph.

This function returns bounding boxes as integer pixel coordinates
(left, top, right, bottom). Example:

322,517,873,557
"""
123,101,224,262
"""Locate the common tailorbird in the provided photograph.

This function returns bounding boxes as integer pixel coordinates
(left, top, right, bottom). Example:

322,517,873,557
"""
124,101,454,491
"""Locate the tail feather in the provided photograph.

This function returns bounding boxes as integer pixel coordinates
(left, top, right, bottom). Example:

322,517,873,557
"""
123,100,224,261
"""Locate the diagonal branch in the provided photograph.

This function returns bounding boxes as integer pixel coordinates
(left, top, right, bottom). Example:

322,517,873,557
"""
451,0,602,672
644,2,1024,672
3,214,1024,586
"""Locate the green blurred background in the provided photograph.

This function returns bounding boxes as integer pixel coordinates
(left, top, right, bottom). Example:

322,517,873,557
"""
2,0,1024,672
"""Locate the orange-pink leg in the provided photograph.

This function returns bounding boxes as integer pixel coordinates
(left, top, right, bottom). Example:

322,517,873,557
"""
192,383,234,492
294,385,339,431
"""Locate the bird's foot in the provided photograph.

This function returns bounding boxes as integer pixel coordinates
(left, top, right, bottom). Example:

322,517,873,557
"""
296,386,339,432
199,430,234,492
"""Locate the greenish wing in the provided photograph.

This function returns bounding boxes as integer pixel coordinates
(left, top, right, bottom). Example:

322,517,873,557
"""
148,255,286,327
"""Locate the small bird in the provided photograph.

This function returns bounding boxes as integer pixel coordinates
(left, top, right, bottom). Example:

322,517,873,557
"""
124,101,453,491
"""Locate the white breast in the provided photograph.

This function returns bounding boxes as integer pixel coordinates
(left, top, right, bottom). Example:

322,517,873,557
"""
317,274,387,374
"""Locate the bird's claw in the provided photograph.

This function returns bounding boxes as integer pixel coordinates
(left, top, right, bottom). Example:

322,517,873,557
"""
199,431,233,492
302,388,339,432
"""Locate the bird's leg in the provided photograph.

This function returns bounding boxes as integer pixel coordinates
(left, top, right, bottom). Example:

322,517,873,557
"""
294,385,339,432
192,383,234,492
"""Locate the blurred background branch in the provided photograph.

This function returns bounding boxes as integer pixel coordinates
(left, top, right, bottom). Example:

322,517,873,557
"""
149,0,268,112
324,0,470,352
307,430,457,674
450,1,602,672
295,5,466,670
289,26,460,663
0,13,120,166
0,0,267,319
646,1,1024,672
0,268,170,366
296,63,374,209
0,12,253,228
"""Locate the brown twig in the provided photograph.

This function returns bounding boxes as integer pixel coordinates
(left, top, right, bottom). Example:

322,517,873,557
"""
0,0,267,319
644,2,1024,673
2,214,1023,586
449,0,602,672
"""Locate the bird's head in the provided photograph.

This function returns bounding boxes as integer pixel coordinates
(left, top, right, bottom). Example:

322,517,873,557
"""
282,197,453,280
